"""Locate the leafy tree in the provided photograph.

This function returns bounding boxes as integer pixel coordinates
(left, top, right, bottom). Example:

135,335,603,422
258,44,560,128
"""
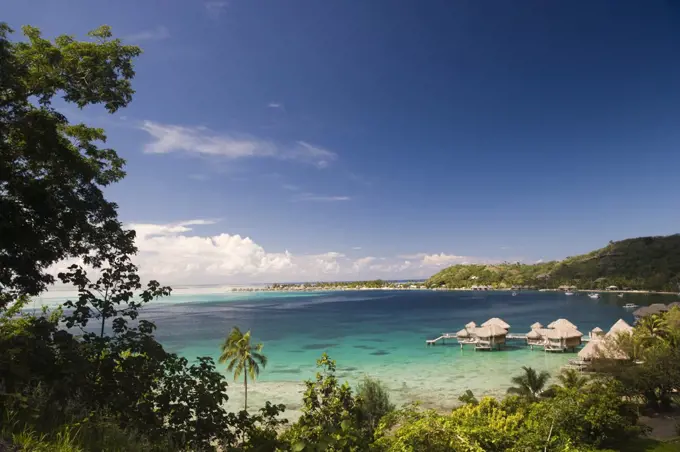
59,252,171,337
355,376,395,436
219,326,267,411
555,368,589,391
0,23,141,308
281,353,368,451
458,389,479,405
506,366,550,401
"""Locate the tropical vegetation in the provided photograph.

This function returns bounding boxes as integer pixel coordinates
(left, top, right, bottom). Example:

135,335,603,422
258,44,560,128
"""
426,234,680,291
219,326,268,410
2,21,680,451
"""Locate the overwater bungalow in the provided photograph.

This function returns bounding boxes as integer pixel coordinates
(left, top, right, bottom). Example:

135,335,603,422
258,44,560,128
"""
547,318,578,330
607,319,633,337
455,327,476,346
544,327,583,352
473,325,507,351
530,322,543,330
526,329,545,348
465,321,477,329
481,317,511,330
589,327,605,341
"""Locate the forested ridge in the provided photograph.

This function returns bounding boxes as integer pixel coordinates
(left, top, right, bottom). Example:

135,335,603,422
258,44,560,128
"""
426,235,680,291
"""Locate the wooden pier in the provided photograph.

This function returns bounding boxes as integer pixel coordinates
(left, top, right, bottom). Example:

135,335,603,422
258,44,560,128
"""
425,333,457,345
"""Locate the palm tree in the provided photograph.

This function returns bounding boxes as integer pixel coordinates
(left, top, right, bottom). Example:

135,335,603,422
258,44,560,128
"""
506,366,550,400
637,315,668,344
555,368,589,390
219,326,267,410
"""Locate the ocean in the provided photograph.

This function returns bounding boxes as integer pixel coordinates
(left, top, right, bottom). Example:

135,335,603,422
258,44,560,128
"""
114,289,674,419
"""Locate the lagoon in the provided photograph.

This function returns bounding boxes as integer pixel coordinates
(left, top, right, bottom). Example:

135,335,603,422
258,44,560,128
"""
123,289,679,419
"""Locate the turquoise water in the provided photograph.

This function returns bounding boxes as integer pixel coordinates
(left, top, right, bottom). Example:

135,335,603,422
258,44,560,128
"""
133,289,676,417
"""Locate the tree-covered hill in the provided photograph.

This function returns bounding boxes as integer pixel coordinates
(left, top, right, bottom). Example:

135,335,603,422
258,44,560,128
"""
426,235,680,291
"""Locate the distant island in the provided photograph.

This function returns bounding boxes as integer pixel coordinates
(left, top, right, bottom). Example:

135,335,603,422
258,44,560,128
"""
237,234,680,293
427,234,680,292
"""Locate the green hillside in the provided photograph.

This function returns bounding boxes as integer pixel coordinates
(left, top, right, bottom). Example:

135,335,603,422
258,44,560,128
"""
426,234,680,292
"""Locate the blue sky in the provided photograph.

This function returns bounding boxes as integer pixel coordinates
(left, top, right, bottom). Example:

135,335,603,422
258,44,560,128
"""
7,1,680,283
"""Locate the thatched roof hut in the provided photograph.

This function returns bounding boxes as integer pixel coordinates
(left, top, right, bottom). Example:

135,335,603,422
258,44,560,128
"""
635,303,670,318
530,322,543,330
474,324,508,349
456,328,471,338
545,328,583,340
667,302,680,310
590,327,605,339
579,339,628,361
527,329,542,339
481,318,510,329
545,327,582,350
547,318,578,330
578,340,600,361
465,321,477,329
607,319,633,336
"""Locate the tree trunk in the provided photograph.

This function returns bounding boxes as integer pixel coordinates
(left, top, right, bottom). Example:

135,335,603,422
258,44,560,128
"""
100,317,105,338
244,371,248,411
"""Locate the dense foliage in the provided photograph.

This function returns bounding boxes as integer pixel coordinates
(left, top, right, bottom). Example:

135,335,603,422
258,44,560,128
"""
2,21,679,451
426,235,680,291
0,23,139,308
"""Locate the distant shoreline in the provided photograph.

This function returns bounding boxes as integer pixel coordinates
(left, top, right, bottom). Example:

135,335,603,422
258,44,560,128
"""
229,286,679,296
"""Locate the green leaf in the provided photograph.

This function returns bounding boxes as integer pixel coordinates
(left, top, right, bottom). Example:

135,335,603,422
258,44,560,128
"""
292,440,306,451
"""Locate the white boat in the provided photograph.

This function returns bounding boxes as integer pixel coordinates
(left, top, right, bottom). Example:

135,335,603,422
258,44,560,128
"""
512,291,517,296
623,303,638,309
617,293,624,298
588,293,600,299
564,291,574,296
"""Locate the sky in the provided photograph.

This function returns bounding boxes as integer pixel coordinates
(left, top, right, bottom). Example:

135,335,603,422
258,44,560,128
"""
6,1,680,284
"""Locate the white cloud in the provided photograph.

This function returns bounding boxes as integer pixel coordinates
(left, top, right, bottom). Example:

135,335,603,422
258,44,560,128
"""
290,142,337,169
125,26,170,42
351,246,362,250
421,253,467,266
205,1,228,17
282,184,300,191
291,193,350,202
535,259,544,264
268,102,285,111
139,121,337,168
47,221,500,285
352,256,376,271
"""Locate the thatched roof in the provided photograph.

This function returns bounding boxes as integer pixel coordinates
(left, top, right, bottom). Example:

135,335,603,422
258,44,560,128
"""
456,328,471,338
668,302,680,310
530,322,543,330
474,325,507,338
607,319,633,336
526,329,542,339
634,304,668,318
545,328,583,340
547,318,578,330
481,317,510,329
578,340,600,360
591,326,604,333
580,339,628,360
465,321,477,329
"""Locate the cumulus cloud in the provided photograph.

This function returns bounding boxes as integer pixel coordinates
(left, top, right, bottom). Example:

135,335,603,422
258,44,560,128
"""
139,121,337,168
125,26,170,42
47,221,497,285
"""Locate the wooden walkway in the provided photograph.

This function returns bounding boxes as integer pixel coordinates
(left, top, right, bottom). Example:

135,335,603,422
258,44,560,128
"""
426,332,590,345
